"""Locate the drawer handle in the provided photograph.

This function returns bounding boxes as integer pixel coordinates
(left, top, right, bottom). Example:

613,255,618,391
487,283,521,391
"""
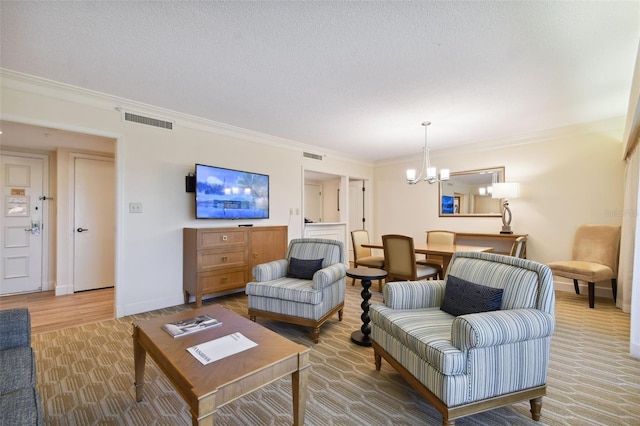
253,253,259,258
222,235,228,241
221,256,228,262
221,277,228,283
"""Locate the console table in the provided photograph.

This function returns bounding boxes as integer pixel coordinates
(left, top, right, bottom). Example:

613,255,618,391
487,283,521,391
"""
454,232,527,257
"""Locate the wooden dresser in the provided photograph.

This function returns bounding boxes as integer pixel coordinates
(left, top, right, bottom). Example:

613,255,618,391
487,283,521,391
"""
455,232,528,257
183,226,287,307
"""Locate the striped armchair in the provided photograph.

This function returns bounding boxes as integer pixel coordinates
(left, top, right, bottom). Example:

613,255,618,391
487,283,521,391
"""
370,251,555,425
246,238,347,343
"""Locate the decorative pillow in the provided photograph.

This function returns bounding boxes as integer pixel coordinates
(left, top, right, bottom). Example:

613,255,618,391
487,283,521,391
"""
286,258,324,280
440,275,504,316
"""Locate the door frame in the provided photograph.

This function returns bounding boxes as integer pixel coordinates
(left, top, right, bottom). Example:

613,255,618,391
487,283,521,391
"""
67,152,115,294
0,149,51,292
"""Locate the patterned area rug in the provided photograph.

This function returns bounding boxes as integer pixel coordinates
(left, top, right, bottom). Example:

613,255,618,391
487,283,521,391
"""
32,283,639,425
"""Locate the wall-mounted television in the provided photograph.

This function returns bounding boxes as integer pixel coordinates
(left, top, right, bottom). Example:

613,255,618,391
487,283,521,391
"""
195,163,269,219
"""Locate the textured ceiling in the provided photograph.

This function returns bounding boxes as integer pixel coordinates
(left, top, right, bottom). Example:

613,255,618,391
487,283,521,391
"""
1,1,638,161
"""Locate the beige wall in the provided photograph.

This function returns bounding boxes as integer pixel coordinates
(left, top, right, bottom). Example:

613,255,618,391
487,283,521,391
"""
373,118,625,296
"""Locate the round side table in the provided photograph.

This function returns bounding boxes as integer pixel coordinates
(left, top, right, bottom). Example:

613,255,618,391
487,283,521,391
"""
346,267,387,347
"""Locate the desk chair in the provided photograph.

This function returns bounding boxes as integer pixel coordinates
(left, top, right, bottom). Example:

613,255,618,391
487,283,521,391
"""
351,230,385,291
382,234,438,282
417,230,456,279
547,225,620,308
509,236,527,258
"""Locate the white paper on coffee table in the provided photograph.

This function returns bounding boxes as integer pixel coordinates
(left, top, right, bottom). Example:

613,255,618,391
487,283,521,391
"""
187,332,258,365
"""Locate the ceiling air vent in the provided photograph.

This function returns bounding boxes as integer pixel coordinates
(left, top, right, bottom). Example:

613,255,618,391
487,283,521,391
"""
303,152,323,160
124,112,173,130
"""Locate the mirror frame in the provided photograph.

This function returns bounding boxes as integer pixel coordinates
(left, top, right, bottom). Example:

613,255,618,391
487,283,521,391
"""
438,166,505,217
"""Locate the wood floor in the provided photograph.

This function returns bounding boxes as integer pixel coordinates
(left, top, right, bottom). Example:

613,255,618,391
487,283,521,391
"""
0,287,115,334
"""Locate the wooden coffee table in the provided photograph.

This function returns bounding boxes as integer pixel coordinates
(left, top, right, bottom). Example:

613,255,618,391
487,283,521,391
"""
132,304,310,425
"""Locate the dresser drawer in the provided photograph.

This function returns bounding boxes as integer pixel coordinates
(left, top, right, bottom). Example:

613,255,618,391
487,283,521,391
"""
198,268,247,293
197,248,247,271
197,229,248,249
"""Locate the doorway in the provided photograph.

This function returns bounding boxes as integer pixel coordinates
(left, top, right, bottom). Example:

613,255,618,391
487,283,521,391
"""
0,121,116,302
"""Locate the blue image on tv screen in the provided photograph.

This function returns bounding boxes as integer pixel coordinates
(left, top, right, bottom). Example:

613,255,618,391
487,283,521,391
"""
441,196,454,214
195,164,269,219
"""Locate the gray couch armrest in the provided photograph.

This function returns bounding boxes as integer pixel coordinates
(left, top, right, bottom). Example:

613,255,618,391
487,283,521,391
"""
252,259,289,282
452,309,555,351
313,263,347,289
0,308,31,350
383,280,447,309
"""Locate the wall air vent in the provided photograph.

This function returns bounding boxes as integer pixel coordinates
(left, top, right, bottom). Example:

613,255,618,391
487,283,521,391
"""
123,112,173,130
303,152,323,160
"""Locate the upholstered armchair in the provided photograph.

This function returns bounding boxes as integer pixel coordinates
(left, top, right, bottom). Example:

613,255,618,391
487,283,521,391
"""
246,238,347,343
370,251,555,425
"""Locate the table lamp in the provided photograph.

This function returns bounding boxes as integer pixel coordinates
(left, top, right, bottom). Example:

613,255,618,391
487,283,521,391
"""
492,182,520,234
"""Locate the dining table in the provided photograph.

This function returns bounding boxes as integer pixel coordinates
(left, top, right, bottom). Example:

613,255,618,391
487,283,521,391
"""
362,242,494,278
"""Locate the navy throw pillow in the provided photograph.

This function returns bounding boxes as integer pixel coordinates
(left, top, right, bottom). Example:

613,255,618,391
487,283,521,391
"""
287,258,324,280
440,275,504,316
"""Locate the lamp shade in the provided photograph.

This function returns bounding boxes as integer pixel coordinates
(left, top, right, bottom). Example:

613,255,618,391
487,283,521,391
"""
492,182,520,199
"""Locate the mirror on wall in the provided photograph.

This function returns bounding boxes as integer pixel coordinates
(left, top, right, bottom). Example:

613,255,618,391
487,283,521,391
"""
438,167,505,217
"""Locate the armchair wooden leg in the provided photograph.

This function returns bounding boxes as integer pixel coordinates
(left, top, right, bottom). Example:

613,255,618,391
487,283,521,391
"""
530,397,542,421
338,308,343,321
612,278,617,303
312,327,320,344
588,282,595,308
573,279,580,295
374,351,382,371
250,316,256,322
442,419,455,426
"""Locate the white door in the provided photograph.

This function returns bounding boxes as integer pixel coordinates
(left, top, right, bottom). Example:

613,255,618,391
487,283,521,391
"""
73,157,115,292
0,155,45,295
348,180,365,262
304,183,322,222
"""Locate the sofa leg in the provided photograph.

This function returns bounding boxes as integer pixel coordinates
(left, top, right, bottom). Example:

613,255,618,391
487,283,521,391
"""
250,316,256,322
442,418,455,426
530,397,542,421
338,308,343,321
312,327,320,344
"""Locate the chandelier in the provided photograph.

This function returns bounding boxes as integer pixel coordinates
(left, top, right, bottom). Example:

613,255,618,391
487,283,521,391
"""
406,121,450,185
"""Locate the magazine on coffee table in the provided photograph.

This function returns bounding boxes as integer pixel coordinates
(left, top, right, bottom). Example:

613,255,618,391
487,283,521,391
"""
187,332,258,365
161,314,222,338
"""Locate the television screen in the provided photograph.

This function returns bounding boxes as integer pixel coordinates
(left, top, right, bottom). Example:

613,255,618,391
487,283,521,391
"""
441,195,454,214
195,164,269,219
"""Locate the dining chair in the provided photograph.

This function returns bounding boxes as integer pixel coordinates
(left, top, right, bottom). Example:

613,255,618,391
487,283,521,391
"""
509,236,527,258
417,230,456,279
547,224,621,308
382,234,438,282
351,230,386,291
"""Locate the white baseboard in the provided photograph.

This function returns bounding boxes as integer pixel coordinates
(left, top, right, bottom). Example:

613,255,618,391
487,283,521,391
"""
55,283,74,296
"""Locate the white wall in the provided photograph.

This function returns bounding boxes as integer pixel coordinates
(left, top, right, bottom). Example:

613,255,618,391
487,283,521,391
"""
373,118,625,296
1,71,373,317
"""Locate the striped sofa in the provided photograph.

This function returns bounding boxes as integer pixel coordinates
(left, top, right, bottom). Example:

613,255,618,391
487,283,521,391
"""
246,238,347,343
370,251,555,425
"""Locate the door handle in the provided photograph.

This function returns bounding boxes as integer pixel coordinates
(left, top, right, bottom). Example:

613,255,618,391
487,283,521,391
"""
77,228,89,233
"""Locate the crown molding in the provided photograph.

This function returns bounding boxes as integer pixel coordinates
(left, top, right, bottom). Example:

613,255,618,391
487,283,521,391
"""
377,116,625,167
0,69,372,168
